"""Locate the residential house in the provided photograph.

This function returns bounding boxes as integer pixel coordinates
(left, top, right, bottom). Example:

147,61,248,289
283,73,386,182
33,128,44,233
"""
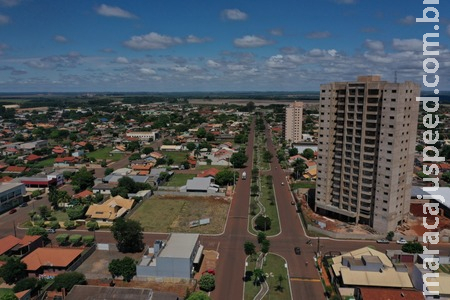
197,168,220,181
73,190,93,200
85,195,135,223
21,247,84,277
92,182,117,195
355,288,425,300
4,166,29,174
24,154,42,163
54,156,79,168
160,145,183,151
0,235,43,257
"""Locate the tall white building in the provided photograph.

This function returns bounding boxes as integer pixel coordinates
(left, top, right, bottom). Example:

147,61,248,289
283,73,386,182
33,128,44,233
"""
284,101,304,143
315,76,420,233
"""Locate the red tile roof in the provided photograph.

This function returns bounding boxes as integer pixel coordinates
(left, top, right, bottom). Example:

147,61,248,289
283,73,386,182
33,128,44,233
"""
0,176,13,183
21,248,84,271
4,166,28,173
0,235,21,256
198,168,220,178
73,190,94,199
54,156,78,163
25,154,42,162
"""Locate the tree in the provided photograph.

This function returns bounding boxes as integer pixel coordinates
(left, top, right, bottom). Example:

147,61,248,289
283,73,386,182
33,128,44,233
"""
142,147,154,155
187,291,211,300
234,133,247,144
246,101,255,112
261,239,270,254
105,168,114,176
120,257,137,282
230,152,248,168
13,277,38,293
253,268,265,286
251,185,259,196
257,232,267,244
0,292,17,300
292,159,307,180
275,274,284,292
288,147,298,157
255,215,271,231
111,218,144,253
205,132,215,141
402,241,424,254
126,141,140,152
128,153,141,161
386,231,395,241
27,226,47,238
38,205,51,220
197,127,206,138
53,272,86,292
262,150,273,163
302,148,315,160
244,241,256,256
71,167,95,192
66,206,86,220
215,169,237,186
199,273,215,292
186,142,196,151
86,220,99,231
442,171,450,183
108,259,122,279
0,257,27,284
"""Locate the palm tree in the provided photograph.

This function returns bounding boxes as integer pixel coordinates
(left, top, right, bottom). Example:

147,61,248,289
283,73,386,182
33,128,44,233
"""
253,268,265,286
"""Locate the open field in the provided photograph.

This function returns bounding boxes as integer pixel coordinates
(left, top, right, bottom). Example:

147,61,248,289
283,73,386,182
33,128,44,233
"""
161,151,190,164
129,195,230,234
32,157,55,168
196,165,229,171
163,173,195,187
188,99,319,106
87,147,123,162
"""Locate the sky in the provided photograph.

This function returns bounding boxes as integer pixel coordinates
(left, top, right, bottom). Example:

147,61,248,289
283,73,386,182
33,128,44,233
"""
0,0,449,92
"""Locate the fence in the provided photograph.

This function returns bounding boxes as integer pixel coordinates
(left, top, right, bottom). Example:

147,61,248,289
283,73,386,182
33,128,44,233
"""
68,244,96,271
306,225,385,240
154,191,226,197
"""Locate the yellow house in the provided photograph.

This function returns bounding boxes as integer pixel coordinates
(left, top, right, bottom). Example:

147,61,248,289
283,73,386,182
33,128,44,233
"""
86,195,134,223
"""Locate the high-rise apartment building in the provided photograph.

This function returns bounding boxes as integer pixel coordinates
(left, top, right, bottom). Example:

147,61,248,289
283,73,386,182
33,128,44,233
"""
284,101,304,143
315,76,420,233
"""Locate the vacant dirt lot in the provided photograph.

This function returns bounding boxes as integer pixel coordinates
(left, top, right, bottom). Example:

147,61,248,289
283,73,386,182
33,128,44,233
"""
130,195,231,234
76,245,145,280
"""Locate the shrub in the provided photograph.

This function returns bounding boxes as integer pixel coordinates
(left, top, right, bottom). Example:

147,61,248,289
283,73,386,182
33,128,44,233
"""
64,220,77,230
56,234,69,245
199,274,215,292
49,221,61,229
82,235,95,246
86,221,99,231
69,234,82,245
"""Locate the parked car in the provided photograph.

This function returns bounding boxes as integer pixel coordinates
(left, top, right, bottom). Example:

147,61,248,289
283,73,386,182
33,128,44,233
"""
294,247,301,255
376,239,390,244
46,229,56,234
202,269,216,275
8,208,17,214
396,238,407,244
20,202,28,207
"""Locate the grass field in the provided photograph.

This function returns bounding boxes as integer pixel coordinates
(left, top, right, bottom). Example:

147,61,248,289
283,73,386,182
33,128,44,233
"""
162,151,190,164
163,173,196,187
290,181,316,190
129,195,230,234
196,165,229,171
87,147,123,162
0,289,14,297
244,253,291,300
32,157,55,168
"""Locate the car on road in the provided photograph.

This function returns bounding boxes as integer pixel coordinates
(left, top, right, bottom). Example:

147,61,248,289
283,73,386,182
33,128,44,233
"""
281,182,285,186
46,229,56,234
8,208,17,214
291,201,295,205
376,239,390,244
294,247,301,255
396,238,407,244
20,202,28,207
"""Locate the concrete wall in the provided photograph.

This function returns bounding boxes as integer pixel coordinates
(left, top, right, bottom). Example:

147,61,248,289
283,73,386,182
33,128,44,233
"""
154,191,225,197
137,257,191,279
307,224,385,240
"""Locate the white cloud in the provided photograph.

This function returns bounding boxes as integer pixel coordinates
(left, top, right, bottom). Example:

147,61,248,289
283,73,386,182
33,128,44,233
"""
328,49,338,57
270,29,283,36
447,25,450,37
124,32,183,50
364,39,384,52
207,60,221,68
186,35,211,44
363,52,393,64
0,0,20,7
221,9,247,21
398,15,415,25
0,14,10,25
234,35,273,48
306,31,331,39
139,68,156,75
96,4,137,19
392,38,422,52
54,35,68,43
115,57,129,64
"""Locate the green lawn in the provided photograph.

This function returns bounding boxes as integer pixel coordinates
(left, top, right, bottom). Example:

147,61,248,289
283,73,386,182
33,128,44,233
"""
52,209,70,222
163,173,195,187
196,165,229,171
129,196,229,234
33,157,56,168
161,151,190,164
0,289,14,297
87,147,123,162
244,253,291,300
249,175,280,236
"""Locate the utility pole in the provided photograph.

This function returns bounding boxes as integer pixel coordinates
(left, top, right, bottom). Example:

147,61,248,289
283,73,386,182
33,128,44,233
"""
317,236,320,257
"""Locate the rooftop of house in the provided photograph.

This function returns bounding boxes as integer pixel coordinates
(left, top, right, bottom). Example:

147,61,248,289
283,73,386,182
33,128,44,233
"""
21,247,84,271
